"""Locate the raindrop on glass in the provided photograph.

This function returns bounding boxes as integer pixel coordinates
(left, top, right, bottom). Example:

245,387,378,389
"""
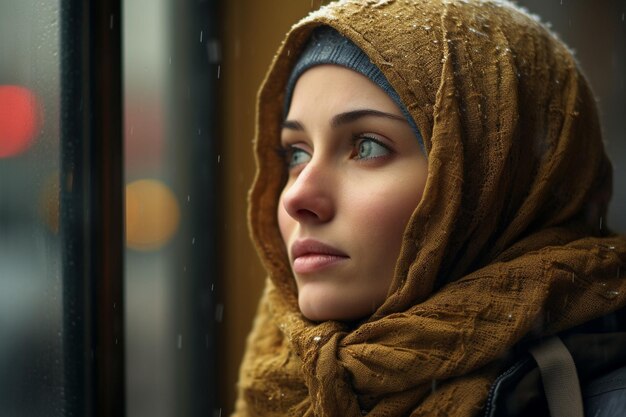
215,304,224,322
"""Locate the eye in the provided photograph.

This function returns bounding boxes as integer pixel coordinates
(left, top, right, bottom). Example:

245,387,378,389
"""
353,136,391,160
286,146,312,169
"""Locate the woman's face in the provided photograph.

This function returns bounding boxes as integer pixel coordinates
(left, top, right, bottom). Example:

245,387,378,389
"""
278,65,428,321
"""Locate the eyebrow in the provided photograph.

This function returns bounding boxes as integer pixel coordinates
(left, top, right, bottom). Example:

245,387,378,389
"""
281,109,407,131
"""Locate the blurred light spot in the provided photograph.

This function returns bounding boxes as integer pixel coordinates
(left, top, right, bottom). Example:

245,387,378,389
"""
124,95,164,171
0,85,42,158
125,179,180,251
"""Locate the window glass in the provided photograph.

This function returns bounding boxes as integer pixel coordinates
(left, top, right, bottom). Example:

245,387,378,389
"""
0,0,63,416
124,0,177,415
124,0,217,415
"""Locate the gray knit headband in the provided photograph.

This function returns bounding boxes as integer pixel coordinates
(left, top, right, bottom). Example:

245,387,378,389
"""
283,26,425,154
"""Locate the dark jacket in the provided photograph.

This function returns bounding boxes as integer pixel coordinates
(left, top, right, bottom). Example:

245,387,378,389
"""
485,311,626,416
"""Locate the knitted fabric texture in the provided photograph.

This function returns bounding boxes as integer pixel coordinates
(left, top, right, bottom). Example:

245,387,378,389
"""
236,0,626,416
284,26,425,152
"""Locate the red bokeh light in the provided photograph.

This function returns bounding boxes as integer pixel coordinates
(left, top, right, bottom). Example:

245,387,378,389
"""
0,85,42,158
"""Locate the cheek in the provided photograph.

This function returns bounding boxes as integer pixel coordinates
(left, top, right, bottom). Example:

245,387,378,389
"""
353,183,422,229
348,180,425,259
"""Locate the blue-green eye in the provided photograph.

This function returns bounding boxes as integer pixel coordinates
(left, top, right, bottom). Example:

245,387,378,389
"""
355,137,390,160
288,147,311,168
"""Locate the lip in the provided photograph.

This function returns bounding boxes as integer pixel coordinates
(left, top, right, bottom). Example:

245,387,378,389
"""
291,239,349,274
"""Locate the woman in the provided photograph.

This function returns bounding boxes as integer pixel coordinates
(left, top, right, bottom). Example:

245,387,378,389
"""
235,0,626,415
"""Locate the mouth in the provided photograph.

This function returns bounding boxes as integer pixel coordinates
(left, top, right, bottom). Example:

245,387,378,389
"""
291,239,349,274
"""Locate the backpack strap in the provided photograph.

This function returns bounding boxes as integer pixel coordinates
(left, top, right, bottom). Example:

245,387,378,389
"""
528,336,584,417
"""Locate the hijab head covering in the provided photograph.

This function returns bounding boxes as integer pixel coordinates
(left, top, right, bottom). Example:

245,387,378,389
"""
236,0,626,415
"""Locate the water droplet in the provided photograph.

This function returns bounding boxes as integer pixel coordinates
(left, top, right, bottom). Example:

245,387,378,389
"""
215,304,224,322
605,290,620,300
313,336,321,342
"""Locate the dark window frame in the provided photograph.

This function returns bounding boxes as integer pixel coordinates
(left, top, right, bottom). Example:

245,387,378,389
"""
60,0,219,415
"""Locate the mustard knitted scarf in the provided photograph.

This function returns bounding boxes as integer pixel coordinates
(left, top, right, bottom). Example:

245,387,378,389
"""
235,1,626,415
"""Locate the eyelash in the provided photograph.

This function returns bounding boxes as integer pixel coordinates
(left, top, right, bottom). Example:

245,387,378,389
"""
276,145,310,170
350,134,391,160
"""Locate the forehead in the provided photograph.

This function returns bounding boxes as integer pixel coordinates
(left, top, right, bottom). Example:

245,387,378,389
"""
286,65,403,118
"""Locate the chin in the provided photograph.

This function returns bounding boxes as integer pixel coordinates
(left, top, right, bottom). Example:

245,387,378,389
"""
297,289,380,322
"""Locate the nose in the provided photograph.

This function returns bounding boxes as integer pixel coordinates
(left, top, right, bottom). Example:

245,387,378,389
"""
281,161,334,224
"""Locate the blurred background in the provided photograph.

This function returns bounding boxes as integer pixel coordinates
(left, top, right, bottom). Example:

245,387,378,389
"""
0,0,624,416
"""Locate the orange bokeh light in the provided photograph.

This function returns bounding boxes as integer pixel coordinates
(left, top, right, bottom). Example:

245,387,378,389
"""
125,179,181,251
0,85,42,158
